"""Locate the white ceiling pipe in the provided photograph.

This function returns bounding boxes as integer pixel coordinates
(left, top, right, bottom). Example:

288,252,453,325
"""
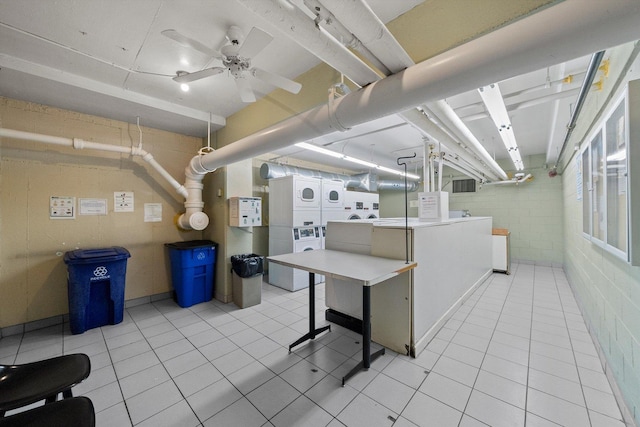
191,0,640,178
483,174,532,185
237,0,380,86
400,109,500,181
425,101,508,180
439,156,486,182
302,0,391,75
244,0,503,181
317,0,508,181
460,87,581,121
313,0,414,74
0,127,190,200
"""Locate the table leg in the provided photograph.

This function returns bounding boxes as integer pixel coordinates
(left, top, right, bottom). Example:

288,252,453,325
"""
289,272,331,352
342,285,385,386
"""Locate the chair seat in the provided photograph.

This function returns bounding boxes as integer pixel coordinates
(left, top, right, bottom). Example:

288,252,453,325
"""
0,397,95,427
0,354,91,414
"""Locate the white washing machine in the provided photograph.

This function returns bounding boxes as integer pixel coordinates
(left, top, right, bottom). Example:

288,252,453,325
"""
269,225,323,291
343,191,365,220
362,192,380,219
269,175,322,227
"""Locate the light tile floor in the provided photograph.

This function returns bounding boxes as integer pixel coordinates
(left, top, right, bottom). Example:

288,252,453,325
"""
0,263,628,426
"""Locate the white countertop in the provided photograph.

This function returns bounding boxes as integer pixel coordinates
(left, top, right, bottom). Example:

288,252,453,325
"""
268,249,416,287
327,216,491,229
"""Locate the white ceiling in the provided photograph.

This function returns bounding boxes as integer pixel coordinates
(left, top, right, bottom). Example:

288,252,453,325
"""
0,0,621,179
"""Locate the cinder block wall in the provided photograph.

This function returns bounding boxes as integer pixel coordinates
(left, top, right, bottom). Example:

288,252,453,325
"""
0,97,204,329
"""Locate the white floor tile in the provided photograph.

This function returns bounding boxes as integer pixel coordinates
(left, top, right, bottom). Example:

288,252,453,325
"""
526,388,590,427
202,397,267,427
271,395,334,427
419,372,472,412
337,393,397,427
402,391,462,427
465,390,525,427
246,376,301,419
1,267,629,427
362,372,415,414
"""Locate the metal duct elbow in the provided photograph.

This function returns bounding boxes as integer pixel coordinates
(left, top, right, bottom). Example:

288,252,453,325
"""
376,180,419,192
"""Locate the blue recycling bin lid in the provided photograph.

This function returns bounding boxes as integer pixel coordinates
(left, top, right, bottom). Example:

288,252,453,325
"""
165,240,217,250
63,247,131,265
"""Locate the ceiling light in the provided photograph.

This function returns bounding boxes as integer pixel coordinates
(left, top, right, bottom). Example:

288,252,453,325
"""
478,83,524,171
295,143,420,180
180,83,189,92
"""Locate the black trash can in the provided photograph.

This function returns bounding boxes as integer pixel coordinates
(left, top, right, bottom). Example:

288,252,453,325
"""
165,240,218,308
63,247,131,334
231,254,264,308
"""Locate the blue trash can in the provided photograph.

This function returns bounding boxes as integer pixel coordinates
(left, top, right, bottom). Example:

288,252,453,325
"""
63,247,130,334
165,240,217,308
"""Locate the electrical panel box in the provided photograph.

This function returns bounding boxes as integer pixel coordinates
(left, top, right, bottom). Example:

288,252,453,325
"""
229,197,262,227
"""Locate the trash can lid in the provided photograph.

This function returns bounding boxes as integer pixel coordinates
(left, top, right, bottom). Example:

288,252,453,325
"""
63,247,131,264
165,240,217,250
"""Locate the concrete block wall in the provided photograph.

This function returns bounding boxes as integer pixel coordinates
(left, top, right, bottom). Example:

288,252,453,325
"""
0,97,204,329
449,154,565,266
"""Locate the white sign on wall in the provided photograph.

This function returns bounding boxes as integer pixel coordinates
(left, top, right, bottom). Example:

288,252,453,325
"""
144,203,162,222
79,198,107,215
50,196,75,219
114,192,134,212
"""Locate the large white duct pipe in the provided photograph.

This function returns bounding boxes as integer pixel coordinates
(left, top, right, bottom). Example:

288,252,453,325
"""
190,0,640,177
0,127,189,199
317,0,508,181
259,162,419,191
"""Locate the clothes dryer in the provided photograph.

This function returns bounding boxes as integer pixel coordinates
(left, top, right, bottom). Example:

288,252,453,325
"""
269,175,322,227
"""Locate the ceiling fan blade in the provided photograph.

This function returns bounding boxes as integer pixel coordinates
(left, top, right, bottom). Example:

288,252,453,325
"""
238,27,273,58
235,77,256,103
161,29,222,59
252,67,302,94
173,67,226,83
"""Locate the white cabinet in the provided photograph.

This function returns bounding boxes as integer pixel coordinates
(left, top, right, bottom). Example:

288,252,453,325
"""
492,228,510,274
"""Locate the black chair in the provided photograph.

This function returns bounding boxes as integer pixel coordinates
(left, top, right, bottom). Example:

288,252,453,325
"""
0,353,91,417
0,397,95,427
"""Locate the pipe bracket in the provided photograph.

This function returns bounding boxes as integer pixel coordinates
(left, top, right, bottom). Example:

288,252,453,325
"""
327,87,351,132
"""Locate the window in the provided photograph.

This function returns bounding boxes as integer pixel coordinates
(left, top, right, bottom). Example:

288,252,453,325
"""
452,179,476,193
581,93,629,261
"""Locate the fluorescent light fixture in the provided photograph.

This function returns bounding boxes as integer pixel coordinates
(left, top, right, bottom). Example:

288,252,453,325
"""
478,83,524,171
295,142,420,180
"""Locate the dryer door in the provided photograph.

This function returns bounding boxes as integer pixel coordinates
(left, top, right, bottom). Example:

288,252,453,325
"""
294,177,321,210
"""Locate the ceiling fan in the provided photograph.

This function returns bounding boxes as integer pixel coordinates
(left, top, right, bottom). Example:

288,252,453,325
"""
162,26,302,103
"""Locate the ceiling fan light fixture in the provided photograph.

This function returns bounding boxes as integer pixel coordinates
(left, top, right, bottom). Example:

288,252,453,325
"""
180,83,190,92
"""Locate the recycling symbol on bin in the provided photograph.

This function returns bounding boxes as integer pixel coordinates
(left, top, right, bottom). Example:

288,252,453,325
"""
93,266,108,277
196,252,205,261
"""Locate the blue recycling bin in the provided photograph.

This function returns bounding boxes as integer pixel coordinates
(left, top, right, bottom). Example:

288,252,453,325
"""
165,240,217,308
63,247,130,334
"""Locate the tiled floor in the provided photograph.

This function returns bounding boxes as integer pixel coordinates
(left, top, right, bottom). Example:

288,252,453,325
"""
0,263,628,426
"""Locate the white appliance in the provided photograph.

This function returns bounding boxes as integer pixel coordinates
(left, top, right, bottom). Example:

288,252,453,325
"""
269,225,322,291
343,191,365,220
269,175,322,227
321,179,345,225
361,192,380,219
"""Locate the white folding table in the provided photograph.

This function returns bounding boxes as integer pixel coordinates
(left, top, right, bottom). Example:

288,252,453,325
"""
268,249,416,385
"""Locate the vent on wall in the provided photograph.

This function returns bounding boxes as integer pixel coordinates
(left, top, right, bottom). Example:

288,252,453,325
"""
452,179,476,193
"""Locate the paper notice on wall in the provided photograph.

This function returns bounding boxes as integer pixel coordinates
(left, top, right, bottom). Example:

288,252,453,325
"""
50,196,75,219
79,198,107,215
114,192,134,212
419,194,439,218
144,203,162,222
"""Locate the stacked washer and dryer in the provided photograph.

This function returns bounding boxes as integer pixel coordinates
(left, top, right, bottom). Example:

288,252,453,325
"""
268,175,346,291
343,191,380,220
